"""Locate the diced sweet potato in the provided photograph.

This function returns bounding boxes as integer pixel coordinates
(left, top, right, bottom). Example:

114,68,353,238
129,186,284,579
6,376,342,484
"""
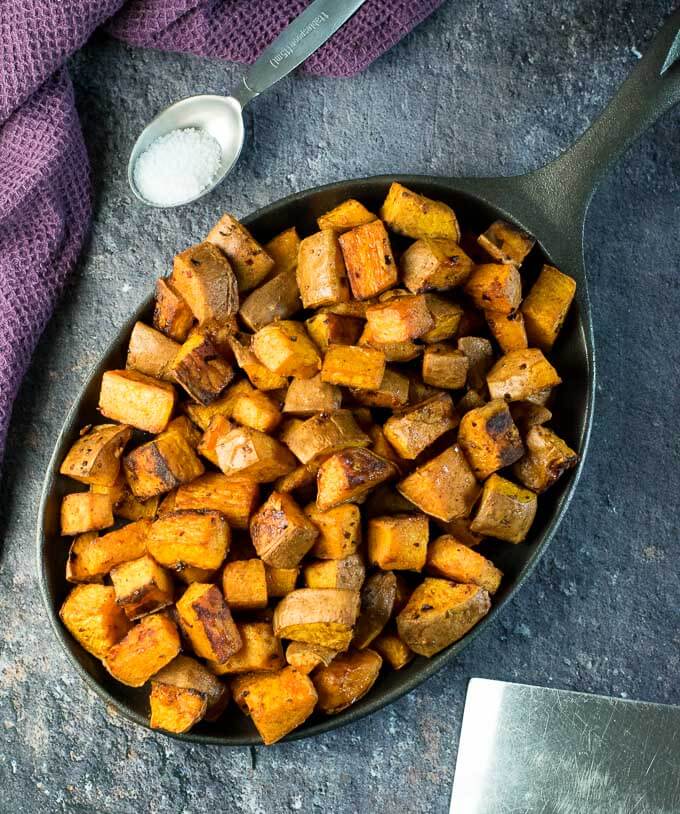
380,183,460,241
196,415,233,466
154,278,194,342
353,571,398,649
209,622,284,675
206,213,274,292
272,588,360,651
521,264,576,350
359,323,422,363
457,336,495,391
60,424,132,487
316,448,397,511
457,389,487,416
176,583,242,663
364,294,433,343
239,269,302,331
464,263,522,315
372,630,414,670
153,654,228,721
285,642,337,674
184,379,249,430
513,425,578,493
110,554,174,619
470,474,537,543
169,332,233,405
99,370,176,434
174,473,259,530
90,474,128,512
487,349,562,402
383,393,458,460
317,199,377,234
338,220,398,300
477,219,535,266
216,426,296,482
321,345,386,390
396,578,490,656
509,402,552,431
421,295,464,343
283,374,342,416
296,229,351,308
265,226,300,275
435,516,485,548
61,492,114,535
170,241,238,323
60,584,131,659
103,613,181,687
250,491,319,568
222,559,268,610
313,649,382,714
126,322,180,382
305,312,363,353
306,503,362,560
426,535,502,593
264,565,300,598
232,666,317,745
485,309,528,353
66,518,151,582
274,464,318,495
303,553,365,591
231,388,281,433
227,333,288,390
149,682,207,734
252,321,321,379
146,510,229,572
368,514,429,572
422,344,469,389
350,368,410,410
397,444,480,521
458,399,524,480
124,426,204,500
401,238,473,293
282,411,370,466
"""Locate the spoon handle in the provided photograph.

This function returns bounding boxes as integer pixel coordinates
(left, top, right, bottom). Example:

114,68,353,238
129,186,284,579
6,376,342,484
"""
232,0,369,107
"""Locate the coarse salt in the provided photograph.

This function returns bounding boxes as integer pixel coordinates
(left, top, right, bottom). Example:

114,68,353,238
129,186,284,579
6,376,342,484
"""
133,128,222,206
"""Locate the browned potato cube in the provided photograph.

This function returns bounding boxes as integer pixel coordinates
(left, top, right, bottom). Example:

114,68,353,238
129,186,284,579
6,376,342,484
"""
232,666,317,745
351,368,410,410
317,199,377,234
368,514,429,571
316,448,396,511
154,654,228,721
397,444,480,521
61,492,114,535
303,553,366,591
509,401,552,431
169,332,234,405
321,345,386,390
196,414,233,466
274,464,317,495
457,336,495,391
306,503,362,559
513,425,578,493
401,238,473,293
364,485,418,517
176,583,242,663
477,219,535,266
353,571,398,649
175,472,259,529
216,426,296,482
458,399,524,480
457,389,487,416
521,264,576,350
372,630,414,670
66,518,150,582
99,370,175,434
126,322,180,382
166,415,201,449
206,213,274,292
264,565,300,598
60,424,132,487
170,241,238,323
149,682,207,734
485,309,528,353
146,510,229,572
272,588,360,651
470,474,537,543
282,411,370,466
397,578,490,656
383,393,458,460
305,312,363,353
153,278,194,342
103,613,181,686
60,584,131,659
124,427,205,500
250,491,319,567
380,182,460,241
421,295,464,343
231,389,281,433
422,344,469,389
252,321,321,379
296,229,351,308
464,263,522,314
365,295,434,343
426,535,502,593
227,333,288,390
110,554,175,619
487,349,561,402
222,559,268,610
359,323,422,363
408,377,444,405
435,516,486,548
313,649,382,714
89,473,128,514
285,642,337,674
184,379,251,430
283,374,342,415
239,269,302,331
265,226,300,275
209,622,284,675
338,219,398,300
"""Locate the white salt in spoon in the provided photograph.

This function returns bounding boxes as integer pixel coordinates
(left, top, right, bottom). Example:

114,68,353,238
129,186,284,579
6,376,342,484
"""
129,0,368,208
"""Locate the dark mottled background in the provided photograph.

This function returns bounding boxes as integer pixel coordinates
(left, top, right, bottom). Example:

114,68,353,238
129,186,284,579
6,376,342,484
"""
1,1,678,811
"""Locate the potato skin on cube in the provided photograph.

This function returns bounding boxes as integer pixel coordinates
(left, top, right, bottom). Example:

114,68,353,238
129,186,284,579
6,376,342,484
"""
103,613,181,687
272,588,360,651
124,427,205,500
351,368,410,410
303,553,366,591
282,411,370,466
146,510,229,572
306,503,362,560
169,332,234,405
470,474,537,543
61,492,114,535
252,321,321,379
380,182,460,241
383,393,458,460
149,682,208,734
457,336,494,391
60,584,131,659
396,578,491,657
170,241,238,323
365,295,434,343
205,213,274,293
283,374,342,416
285,641,338,674
154,278,194,342
426,535,502,594
338,219,398,300
477,219,535,266
513,425,578,493
359,324,422,363
353,571,398,649
110,554,175,620
99,370,176,434
313,649,383,714
317,199,377,234
239,269,302,332
458,399,524,480
154,654,228,721
216,426,296,483
422,345,469,390
176,583,242,664
60,424,132,487
321,344,386,391
401,238,473,293
521,264,576,350
486,349,561,402
368,515,429,572
222,559,268,610
209,622,284,675
297,230,350,308
126,322,180,382
316,448,397,511
250,491,319,568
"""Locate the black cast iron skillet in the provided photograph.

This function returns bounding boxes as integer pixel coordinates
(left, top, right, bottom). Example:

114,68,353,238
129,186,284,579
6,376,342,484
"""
38,12,680,745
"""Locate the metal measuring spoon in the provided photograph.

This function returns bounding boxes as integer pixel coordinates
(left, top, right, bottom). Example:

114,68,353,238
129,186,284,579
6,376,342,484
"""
128,0,368,207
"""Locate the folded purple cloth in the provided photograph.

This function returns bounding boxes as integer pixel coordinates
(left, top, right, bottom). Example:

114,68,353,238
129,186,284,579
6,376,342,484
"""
0,0,444,465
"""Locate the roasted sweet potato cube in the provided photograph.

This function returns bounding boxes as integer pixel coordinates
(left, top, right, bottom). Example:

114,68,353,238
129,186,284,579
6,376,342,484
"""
252,321,321,379
89,473,127,511
313,649,382,714
368,514,429,571
485,309,528,353
222,559,268,610
397,444,480,521
99,370,175,434
60,584,131,659
303,553,365,591
321,345,386,390
338,219,398,299
175,473,259,530
359,324,422,363
282,411,370,466
231,389,281,434
232,666,317,745
383,393,458,460
513,425,578,493
435,515,486,547
272,588,360,651
206,213,274,292
458,399,524,480
264,226,300,274
317,199,377,234
470,474,537,543
351,368,410,410
477,219,535,266
195,415,233,466
103,613,181,686
110,554,174,619
521,264,577,349
264,566,299,597
283,374,342,416
166,415,201,449
149,682,207,734
285,642,337,674
126,322,180,382
380,182,460,241
421,295,464,343
509,401,553,433
372,630,414,670
184,379,250,430
227,333,288,390
61,492,114,535
397,578,490,656
457,336,494,391
176,583,242,663
305,503,362,560
296,229,351,308
274,464,318,495
457,389,487,416
60,423,132,487
240,270,302,333
66,518,151,582
124,427,204,500
487,349,561,402
209,622,284,676
250,491,319,568
352,571,398,649
169,332,233,405
170,241,238,323
154,654,228,720
146,510,230,572
316,448,396,511
426,535,502,593
401,238,473,293
216,426,296,482
422,344,469,389
364,294,434,344
154,278,194,342
305,312,363,353
464,263,522,314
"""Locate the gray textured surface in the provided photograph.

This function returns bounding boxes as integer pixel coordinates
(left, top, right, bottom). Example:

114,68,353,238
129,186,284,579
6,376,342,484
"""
1,1,679,812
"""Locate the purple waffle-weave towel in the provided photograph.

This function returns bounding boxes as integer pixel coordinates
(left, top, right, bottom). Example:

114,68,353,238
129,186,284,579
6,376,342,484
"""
0,0,444,465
